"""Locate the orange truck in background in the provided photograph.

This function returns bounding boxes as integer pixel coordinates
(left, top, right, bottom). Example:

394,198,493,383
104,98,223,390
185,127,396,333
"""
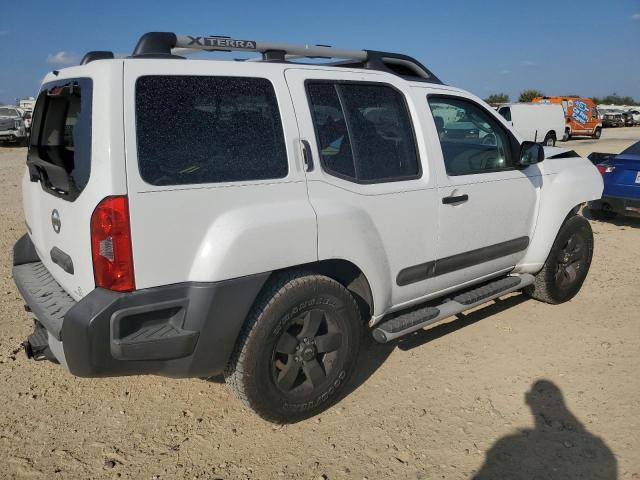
532,96,602,141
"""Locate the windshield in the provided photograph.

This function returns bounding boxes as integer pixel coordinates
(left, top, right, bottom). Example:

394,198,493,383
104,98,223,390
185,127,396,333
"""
0,107,18,116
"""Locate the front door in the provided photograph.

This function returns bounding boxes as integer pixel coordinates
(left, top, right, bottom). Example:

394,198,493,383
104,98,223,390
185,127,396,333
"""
426,94,541,292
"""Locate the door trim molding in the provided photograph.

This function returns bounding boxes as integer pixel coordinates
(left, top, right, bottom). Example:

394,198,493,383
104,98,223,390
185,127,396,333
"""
396,236,530,286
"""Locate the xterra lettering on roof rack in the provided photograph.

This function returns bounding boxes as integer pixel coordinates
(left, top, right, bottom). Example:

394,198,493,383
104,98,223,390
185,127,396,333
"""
80,31,443,84
184,36,257,50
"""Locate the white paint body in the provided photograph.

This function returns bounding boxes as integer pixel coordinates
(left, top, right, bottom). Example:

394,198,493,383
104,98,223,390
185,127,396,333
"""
21,59,603,323
498,103,566,144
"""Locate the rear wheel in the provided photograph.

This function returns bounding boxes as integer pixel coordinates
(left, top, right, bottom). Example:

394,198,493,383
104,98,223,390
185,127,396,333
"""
525,215,593,304
543,132,556,147
224,272,362,423
592,127,602,139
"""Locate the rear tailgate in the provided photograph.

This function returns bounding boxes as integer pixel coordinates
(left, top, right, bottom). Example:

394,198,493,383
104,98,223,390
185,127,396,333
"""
22,62,126,301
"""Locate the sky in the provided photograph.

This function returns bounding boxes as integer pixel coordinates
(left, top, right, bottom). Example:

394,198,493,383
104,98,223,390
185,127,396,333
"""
0,0,639,104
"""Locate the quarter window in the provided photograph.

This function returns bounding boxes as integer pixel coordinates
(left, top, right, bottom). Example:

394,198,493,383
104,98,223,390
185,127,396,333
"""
307,82,420,183
428,97,513,176
27,78,93,201
135,76,288,186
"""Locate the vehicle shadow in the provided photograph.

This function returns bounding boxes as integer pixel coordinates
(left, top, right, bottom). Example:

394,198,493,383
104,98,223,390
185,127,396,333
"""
472,379,617,480
208,294,531,410
397,294,529,352
339,293,530,401
583,207,640,228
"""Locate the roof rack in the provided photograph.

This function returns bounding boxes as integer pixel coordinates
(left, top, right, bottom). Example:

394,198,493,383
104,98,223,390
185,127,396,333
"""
128,32,442,84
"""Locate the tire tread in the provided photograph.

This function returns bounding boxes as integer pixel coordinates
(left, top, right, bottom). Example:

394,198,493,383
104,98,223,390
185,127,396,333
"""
224,270,360,423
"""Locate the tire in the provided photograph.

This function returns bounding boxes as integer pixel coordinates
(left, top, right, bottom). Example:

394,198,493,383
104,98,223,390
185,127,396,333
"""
543,133,556,147
525,215,594,304
224,271,362,423
562,129,571,142
589,207,617,221
592,127,602,139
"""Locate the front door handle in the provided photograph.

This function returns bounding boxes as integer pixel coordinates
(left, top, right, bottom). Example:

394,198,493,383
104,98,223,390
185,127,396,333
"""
442,194,469,205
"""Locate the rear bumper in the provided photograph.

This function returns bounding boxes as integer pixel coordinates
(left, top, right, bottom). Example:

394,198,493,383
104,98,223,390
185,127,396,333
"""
590,195,640,217
12,234,269,378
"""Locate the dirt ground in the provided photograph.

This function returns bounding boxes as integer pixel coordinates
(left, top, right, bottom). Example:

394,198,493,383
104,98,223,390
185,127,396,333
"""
1,128,639,480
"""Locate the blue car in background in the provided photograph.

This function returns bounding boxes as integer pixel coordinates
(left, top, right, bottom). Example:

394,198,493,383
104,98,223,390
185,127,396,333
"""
589,140,640,221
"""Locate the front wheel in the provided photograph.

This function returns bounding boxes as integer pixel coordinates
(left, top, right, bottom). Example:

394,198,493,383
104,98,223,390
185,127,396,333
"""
592,127,602,139
562,129,571,142
224,272,362,423
525,215,594,304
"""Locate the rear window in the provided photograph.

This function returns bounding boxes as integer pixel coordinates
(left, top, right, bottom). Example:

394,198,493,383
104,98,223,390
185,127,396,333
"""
27,78,92,200
135,76,288,186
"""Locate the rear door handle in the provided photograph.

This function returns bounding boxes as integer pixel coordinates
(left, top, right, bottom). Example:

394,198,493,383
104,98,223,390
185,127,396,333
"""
301,139,314,172
442,194,469,205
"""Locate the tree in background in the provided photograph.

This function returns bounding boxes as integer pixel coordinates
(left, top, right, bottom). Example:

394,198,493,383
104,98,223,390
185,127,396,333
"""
518,89,544,102
597,93,637,105
484,93,510,105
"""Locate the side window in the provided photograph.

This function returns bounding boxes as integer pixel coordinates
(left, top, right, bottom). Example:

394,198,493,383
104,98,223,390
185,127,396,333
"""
307,82,420,183
498,107,511,122
307,83,355,178
135,76,288,186
428,96,513,176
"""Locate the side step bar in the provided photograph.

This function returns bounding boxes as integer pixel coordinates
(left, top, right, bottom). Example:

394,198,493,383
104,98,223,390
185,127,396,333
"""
373,274,534,343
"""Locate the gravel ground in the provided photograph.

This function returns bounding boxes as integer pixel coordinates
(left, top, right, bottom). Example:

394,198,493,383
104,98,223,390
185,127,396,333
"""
1,127,639,479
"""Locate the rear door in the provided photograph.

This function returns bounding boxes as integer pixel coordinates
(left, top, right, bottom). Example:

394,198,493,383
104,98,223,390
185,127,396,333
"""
23,63,126,300
285,68,440,314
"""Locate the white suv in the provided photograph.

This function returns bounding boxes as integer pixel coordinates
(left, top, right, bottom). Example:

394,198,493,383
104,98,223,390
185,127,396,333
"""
12,32,603,423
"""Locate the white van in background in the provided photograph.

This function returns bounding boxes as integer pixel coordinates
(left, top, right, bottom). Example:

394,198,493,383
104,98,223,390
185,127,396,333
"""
497,103,566,146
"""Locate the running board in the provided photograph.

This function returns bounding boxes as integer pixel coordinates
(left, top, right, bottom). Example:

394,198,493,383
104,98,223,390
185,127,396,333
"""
372,274,534,343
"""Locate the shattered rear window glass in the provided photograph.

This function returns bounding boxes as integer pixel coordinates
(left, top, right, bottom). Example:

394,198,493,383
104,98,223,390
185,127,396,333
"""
135,76,288,186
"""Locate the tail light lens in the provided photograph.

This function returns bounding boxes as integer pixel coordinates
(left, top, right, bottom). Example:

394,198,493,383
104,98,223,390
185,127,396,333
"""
90,196,135,292
596,164,615,175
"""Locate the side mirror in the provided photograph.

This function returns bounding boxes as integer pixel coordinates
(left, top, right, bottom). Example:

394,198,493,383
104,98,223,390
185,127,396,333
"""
519,141,544,167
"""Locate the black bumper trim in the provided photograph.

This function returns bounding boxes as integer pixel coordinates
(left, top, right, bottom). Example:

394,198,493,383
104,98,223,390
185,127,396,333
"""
62,273,270,378
13,262,75,340
12,236,271,378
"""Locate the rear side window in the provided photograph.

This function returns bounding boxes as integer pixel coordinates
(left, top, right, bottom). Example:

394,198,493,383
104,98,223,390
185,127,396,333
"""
135,76,288,186
307,82,420,183
28,79,93,200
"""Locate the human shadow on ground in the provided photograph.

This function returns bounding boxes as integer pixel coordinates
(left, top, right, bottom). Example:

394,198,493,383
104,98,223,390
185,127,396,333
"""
472,380,617,480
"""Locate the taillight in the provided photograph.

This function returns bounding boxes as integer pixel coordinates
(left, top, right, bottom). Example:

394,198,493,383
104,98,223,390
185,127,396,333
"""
90,196,135,292
596,164,615,175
